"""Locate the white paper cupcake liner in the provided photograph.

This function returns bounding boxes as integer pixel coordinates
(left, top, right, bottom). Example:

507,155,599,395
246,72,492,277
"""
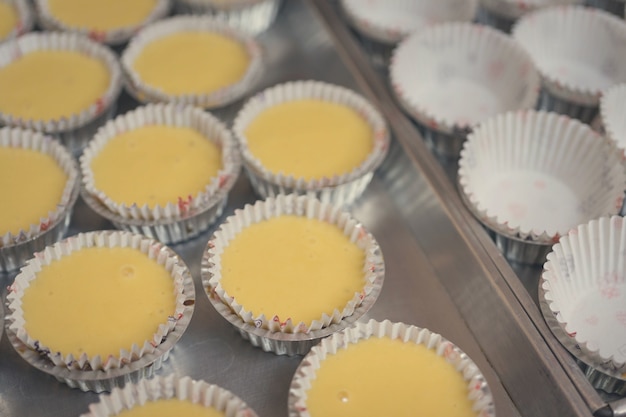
390,22,539,159
6,230,195,373
0,0,34,43
340,0,478,45
80,103,241,234
0,127,79,272
458,111,626,263
600,83,626,151
121,15,263,109
288,319,496,417
202,194,385,337
81,374,258,417
233,80,390,207
512,6,626,109
34,0,171,45
0,32,122,153
174,0,282,36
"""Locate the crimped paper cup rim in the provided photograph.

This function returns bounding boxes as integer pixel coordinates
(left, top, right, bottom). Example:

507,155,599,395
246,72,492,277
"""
0,127,79,247
81,374,258,417
340,0,478,44
390,22,540,135
542,216,626,371
121,15,263,109
0,0,34,43
512,6,626,105
34,0,171,45
0,32,122,134
479,0,581,19
600,83,626,150
288,319,496,417
202,194,386,334
80,103,241,222
6,230,195,372
232,80,390,193
458,110,626,243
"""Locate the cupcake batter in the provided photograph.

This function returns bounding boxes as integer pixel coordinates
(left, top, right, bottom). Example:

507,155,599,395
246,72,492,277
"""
47,0,158,31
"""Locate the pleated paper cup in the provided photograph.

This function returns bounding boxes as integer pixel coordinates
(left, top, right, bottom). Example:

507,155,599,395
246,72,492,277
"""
0,127,79,273
233,80,390,207
6,231,195,374
477,0,581,32
174,0,282,35
512,6,626,124
201,194,385,355
542,216,626,379
458,111,626,265
0,0,34,43
121,15,262,109
390,22,540,159
0,32,122,154
81,374,258,417
600,83,626,152
288,319,496,417
34,0,171,45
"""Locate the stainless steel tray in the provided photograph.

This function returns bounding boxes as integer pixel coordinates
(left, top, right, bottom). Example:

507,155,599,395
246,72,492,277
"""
0,1,612,416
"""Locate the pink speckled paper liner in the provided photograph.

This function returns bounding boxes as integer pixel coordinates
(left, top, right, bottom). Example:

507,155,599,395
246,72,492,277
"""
0,0,34,43
288,319,495,417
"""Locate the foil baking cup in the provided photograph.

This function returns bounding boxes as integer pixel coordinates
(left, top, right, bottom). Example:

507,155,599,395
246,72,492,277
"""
201,194,385,355
477,0,581,32
80,374,259,417
6,230,195,374
390,22,539,159
121,15,262,109
0,0,34,44
288,319,496,417
0,32,122,154
35,0,171,45
0,127,79,273
458,110,626,265
232,80,390,207
600,83,626,151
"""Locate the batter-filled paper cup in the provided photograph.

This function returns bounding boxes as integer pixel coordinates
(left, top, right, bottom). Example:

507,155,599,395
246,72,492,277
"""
542,216,626,383
35,0,171,45
390,22,540,160
121,15,262,109
0,32,122,154
0,0,34,44
0,127,79,273
288,319,496,417
6,230,195,374
476,0,581,33
512,6,626,124
81,374,258,417
174,0,282,36
232,80,390,207
80,103,241,244
201,194,385,354
458,110,626,265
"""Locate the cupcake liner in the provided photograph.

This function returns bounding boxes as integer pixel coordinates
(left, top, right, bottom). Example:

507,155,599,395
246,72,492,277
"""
81,374,258,416
288,319,496,417
512,6,626,109
458,111,626,264
0,32,123,153
121,15,263,109
80,103,241,234
0,0,34,43
6,230,195,372
0,127,80,273
232,80,390,207
390,22,540,159
202,194,385,337
35,0,172,45
585,0,626,16
600,83,626,151
174,0,282,36
340,0,478,45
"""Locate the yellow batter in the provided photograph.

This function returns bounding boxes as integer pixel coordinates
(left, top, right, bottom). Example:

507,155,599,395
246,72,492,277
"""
0,50,110,121
21,246,176,358
90,125,223,208
244,100,373,180
220,215,366,325
132,31,249,96
116,399,225,417
0,147,68,237
47,0,158,31
306,337,477,417
0,2,18,40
